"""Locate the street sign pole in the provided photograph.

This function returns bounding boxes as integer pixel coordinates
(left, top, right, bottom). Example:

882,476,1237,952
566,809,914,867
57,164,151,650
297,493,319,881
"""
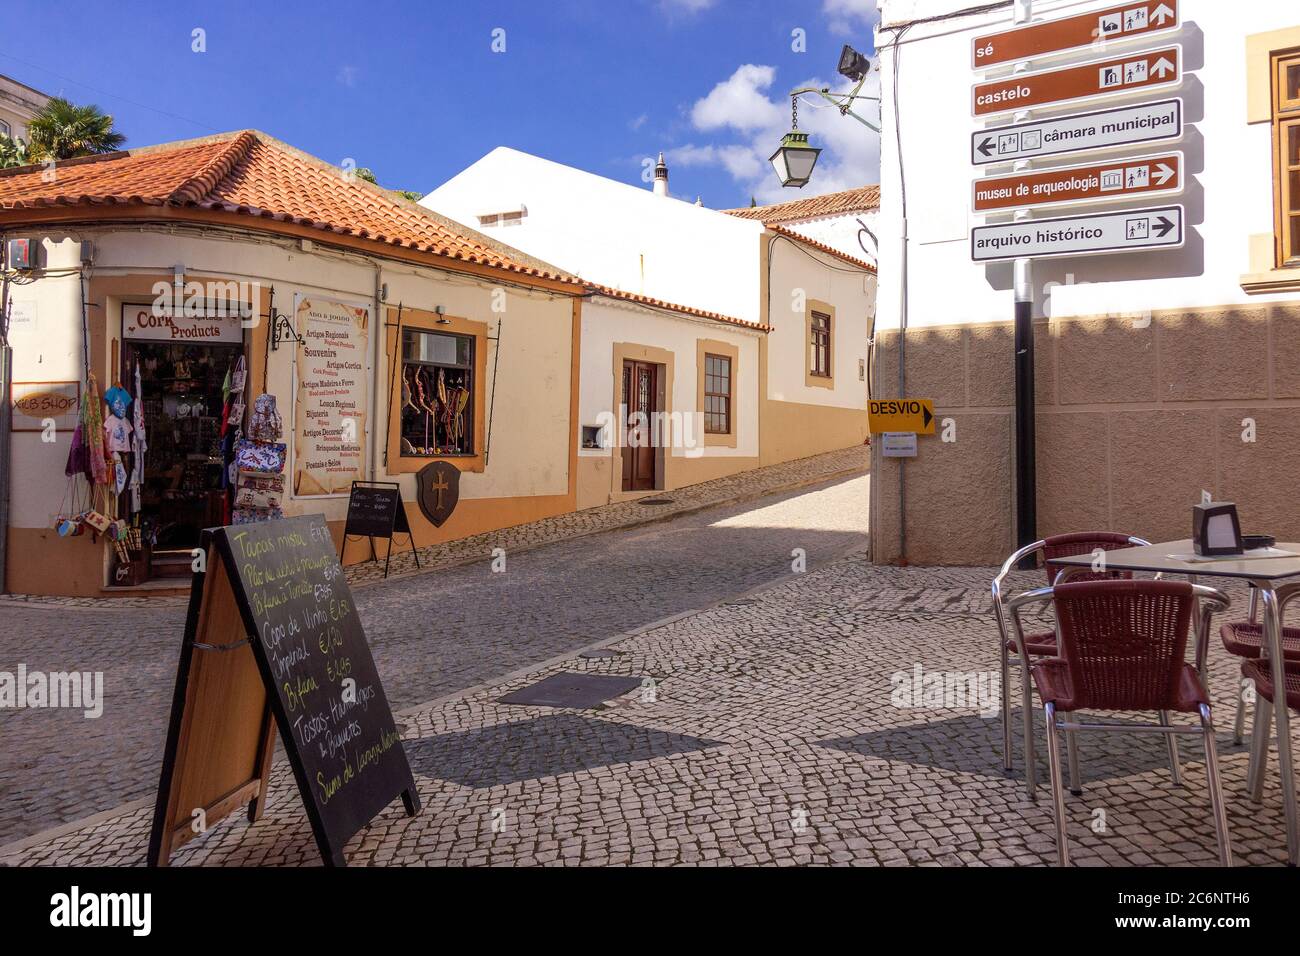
1012,0,1038,561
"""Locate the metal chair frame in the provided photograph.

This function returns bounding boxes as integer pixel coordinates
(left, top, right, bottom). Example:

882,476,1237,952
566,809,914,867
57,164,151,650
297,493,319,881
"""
1008,582,1233,866
1244,581,1300,803
991,535,1152,801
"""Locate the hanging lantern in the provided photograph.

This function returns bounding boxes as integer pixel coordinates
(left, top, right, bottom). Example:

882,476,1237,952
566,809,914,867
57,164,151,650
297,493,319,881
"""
770,98,821,188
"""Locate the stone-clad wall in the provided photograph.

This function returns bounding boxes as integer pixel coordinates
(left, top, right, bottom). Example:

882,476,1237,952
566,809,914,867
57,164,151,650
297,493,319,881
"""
870,304,1300,566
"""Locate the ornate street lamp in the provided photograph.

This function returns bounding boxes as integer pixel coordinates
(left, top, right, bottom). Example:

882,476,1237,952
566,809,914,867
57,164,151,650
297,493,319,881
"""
769,99,821,188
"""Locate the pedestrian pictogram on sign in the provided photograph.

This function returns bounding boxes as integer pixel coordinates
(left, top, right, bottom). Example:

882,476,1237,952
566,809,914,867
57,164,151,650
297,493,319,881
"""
973,1,1179,69
869,399,935,435
973,45,1181,117
973,152,1182,212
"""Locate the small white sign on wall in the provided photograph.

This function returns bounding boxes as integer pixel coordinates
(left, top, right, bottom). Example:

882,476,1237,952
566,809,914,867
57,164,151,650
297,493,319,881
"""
881,432,918,458
7,300,37,329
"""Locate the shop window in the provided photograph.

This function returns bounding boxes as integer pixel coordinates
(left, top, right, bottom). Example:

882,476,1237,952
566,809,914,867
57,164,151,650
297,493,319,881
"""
400,329,475,456
810,310,832,378
1276,50,1300,266
704,353,732,434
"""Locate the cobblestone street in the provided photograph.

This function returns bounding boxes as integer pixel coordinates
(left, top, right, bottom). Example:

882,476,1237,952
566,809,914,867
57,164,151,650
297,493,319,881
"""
0,454,869,845
4,513,1296,867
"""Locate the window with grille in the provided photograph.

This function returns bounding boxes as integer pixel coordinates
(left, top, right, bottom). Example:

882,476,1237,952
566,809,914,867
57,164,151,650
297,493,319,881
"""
704,353,732,434
400,329,474,456
810,311,832,378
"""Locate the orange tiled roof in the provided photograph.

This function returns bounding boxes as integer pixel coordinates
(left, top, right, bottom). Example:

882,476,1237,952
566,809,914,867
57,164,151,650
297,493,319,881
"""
763,223,876,273
588,283,770,332
722,185,880,224
0,131,580,286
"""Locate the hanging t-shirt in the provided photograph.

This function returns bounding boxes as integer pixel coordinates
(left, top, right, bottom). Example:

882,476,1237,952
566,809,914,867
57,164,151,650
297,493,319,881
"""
103,414,133,454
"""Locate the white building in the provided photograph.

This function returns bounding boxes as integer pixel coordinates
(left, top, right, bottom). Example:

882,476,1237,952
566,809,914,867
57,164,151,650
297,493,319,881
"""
722,186,882,267
425,148,877,506
872,0,1300,566
0,74,51,144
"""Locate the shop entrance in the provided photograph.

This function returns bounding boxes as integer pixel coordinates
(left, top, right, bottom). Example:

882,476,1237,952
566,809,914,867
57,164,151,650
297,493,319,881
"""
122,339,244,578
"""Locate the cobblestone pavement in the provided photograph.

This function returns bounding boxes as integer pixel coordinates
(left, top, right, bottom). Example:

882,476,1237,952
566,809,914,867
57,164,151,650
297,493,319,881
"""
0,466,870,844
0,445,869,608
4,555,1294,867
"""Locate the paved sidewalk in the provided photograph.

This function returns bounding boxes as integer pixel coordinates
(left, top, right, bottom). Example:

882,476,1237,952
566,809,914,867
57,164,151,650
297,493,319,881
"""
0,445,868,609
0,468,870,844
4,555,1291,867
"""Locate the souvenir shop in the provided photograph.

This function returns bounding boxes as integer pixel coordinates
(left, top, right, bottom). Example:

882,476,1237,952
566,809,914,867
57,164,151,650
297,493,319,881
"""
57,304,288,586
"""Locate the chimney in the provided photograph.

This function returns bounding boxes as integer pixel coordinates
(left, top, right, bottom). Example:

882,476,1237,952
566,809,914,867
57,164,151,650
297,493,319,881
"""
652,152,669,197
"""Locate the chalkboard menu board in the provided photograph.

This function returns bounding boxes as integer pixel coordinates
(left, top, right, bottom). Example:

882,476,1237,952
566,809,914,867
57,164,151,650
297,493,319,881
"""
341,480,419,578
149,513,420,867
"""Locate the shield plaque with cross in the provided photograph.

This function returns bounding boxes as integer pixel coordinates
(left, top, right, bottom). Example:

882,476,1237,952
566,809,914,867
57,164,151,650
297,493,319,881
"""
416,461,460,528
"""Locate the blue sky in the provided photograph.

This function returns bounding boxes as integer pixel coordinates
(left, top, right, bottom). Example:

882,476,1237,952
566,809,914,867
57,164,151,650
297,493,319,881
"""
3,0,880,208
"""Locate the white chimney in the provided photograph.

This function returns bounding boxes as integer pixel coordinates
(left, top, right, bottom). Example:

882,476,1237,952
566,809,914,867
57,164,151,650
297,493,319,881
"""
652,152,669,197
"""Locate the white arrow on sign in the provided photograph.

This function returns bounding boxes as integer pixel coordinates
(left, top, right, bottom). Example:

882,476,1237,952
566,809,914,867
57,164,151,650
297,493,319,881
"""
1152,3,1176,26
971,99,1183,166
1152,56,1177,79
971,205,1185,262
1153,162,1176,186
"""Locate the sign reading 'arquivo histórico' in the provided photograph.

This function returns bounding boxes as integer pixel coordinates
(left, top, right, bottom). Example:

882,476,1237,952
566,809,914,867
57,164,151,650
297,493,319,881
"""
294,296,369,497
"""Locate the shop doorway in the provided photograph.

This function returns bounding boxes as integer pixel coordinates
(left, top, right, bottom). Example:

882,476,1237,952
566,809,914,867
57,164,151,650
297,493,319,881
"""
123,340,244,578
621,359,660,492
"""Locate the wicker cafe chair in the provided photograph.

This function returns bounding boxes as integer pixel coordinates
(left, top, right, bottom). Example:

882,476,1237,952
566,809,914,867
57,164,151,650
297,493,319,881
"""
991,533,1151,799
1218,585,1300,745
1236,581,1300,806
1010,579,1233,867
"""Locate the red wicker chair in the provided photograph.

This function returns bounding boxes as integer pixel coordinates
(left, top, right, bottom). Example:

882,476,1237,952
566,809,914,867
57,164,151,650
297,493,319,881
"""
992,533,1150,799
1010,579,1233,866
1218,586,1300,745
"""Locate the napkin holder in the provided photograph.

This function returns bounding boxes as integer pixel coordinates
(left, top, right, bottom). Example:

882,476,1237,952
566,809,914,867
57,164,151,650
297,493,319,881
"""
1193,502,1243,557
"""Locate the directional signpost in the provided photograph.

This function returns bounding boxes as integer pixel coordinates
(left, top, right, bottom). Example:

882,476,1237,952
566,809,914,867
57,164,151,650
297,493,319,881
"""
973,151,1182,212
973,45,1180,116
973,1,1179,69
971,98,1182,165
971,205,1184,262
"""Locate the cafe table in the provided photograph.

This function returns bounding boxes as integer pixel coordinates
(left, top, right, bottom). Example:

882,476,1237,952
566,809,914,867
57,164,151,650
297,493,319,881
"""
1052,539,1300,866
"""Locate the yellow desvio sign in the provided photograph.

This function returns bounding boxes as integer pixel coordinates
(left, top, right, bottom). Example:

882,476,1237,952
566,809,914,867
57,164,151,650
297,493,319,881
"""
868,399,935,435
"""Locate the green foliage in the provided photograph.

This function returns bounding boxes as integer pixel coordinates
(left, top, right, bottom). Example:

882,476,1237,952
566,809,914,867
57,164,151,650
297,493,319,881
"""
26,97,126,161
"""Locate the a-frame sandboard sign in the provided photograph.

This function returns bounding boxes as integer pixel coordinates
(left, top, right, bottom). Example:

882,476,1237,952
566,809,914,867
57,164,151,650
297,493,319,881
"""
148,513,421,866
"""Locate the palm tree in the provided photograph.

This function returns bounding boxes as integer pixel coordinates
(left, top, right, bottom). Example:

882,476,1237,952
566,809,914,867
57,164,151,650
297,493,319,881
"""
26,98,125,161
0,134,31,169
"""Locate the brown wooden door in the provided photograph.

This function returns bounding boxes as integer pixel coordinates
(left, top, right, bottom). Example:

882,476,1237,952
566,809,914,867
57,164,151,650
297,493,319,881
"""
621,360,657,491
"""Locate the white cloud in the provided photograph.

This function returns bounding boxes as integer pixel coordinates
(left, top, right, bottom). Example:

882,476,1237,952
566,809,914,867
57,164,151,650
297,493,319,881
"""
657,0,717,14
823,0,881,38
629,113,649,131
676,64,882,206
336,65,360,87
690,64,785,133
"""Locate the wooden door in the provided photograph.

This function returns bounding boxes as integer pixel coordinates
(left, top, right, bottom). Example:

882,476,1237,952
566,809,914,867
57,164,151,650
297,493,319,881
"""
621,360,658,491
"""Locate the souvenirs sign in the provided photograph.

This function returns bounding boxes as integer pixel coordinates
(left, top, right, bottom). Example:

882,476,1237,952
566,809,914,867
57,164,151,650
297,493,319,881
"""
149,515,420,867
293,296,369,497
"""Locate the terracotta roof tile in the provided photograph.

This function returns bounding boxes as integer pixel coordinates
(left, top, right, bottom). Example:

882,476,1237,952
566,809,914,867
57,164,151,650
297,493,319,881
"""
763,223,876,273
722,185,880,224
0,131,580,286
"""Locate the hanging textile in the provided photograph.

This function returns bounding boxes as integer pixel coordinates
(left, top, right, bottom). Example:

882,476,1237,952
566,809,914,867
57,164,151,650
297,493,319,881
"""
129,360,147,514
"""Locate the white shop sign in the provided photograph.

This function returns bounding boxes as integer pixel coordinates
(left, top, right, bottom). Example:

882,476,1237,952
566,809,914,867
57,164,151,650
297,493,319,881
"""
122,304,244,343
881,432,918,458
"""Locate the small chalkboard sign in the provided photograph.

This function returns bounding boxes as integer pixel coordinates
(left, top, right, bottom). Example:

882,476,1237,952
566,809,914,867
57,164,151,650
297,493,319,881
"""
149,513,421,867
342,480,419,579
